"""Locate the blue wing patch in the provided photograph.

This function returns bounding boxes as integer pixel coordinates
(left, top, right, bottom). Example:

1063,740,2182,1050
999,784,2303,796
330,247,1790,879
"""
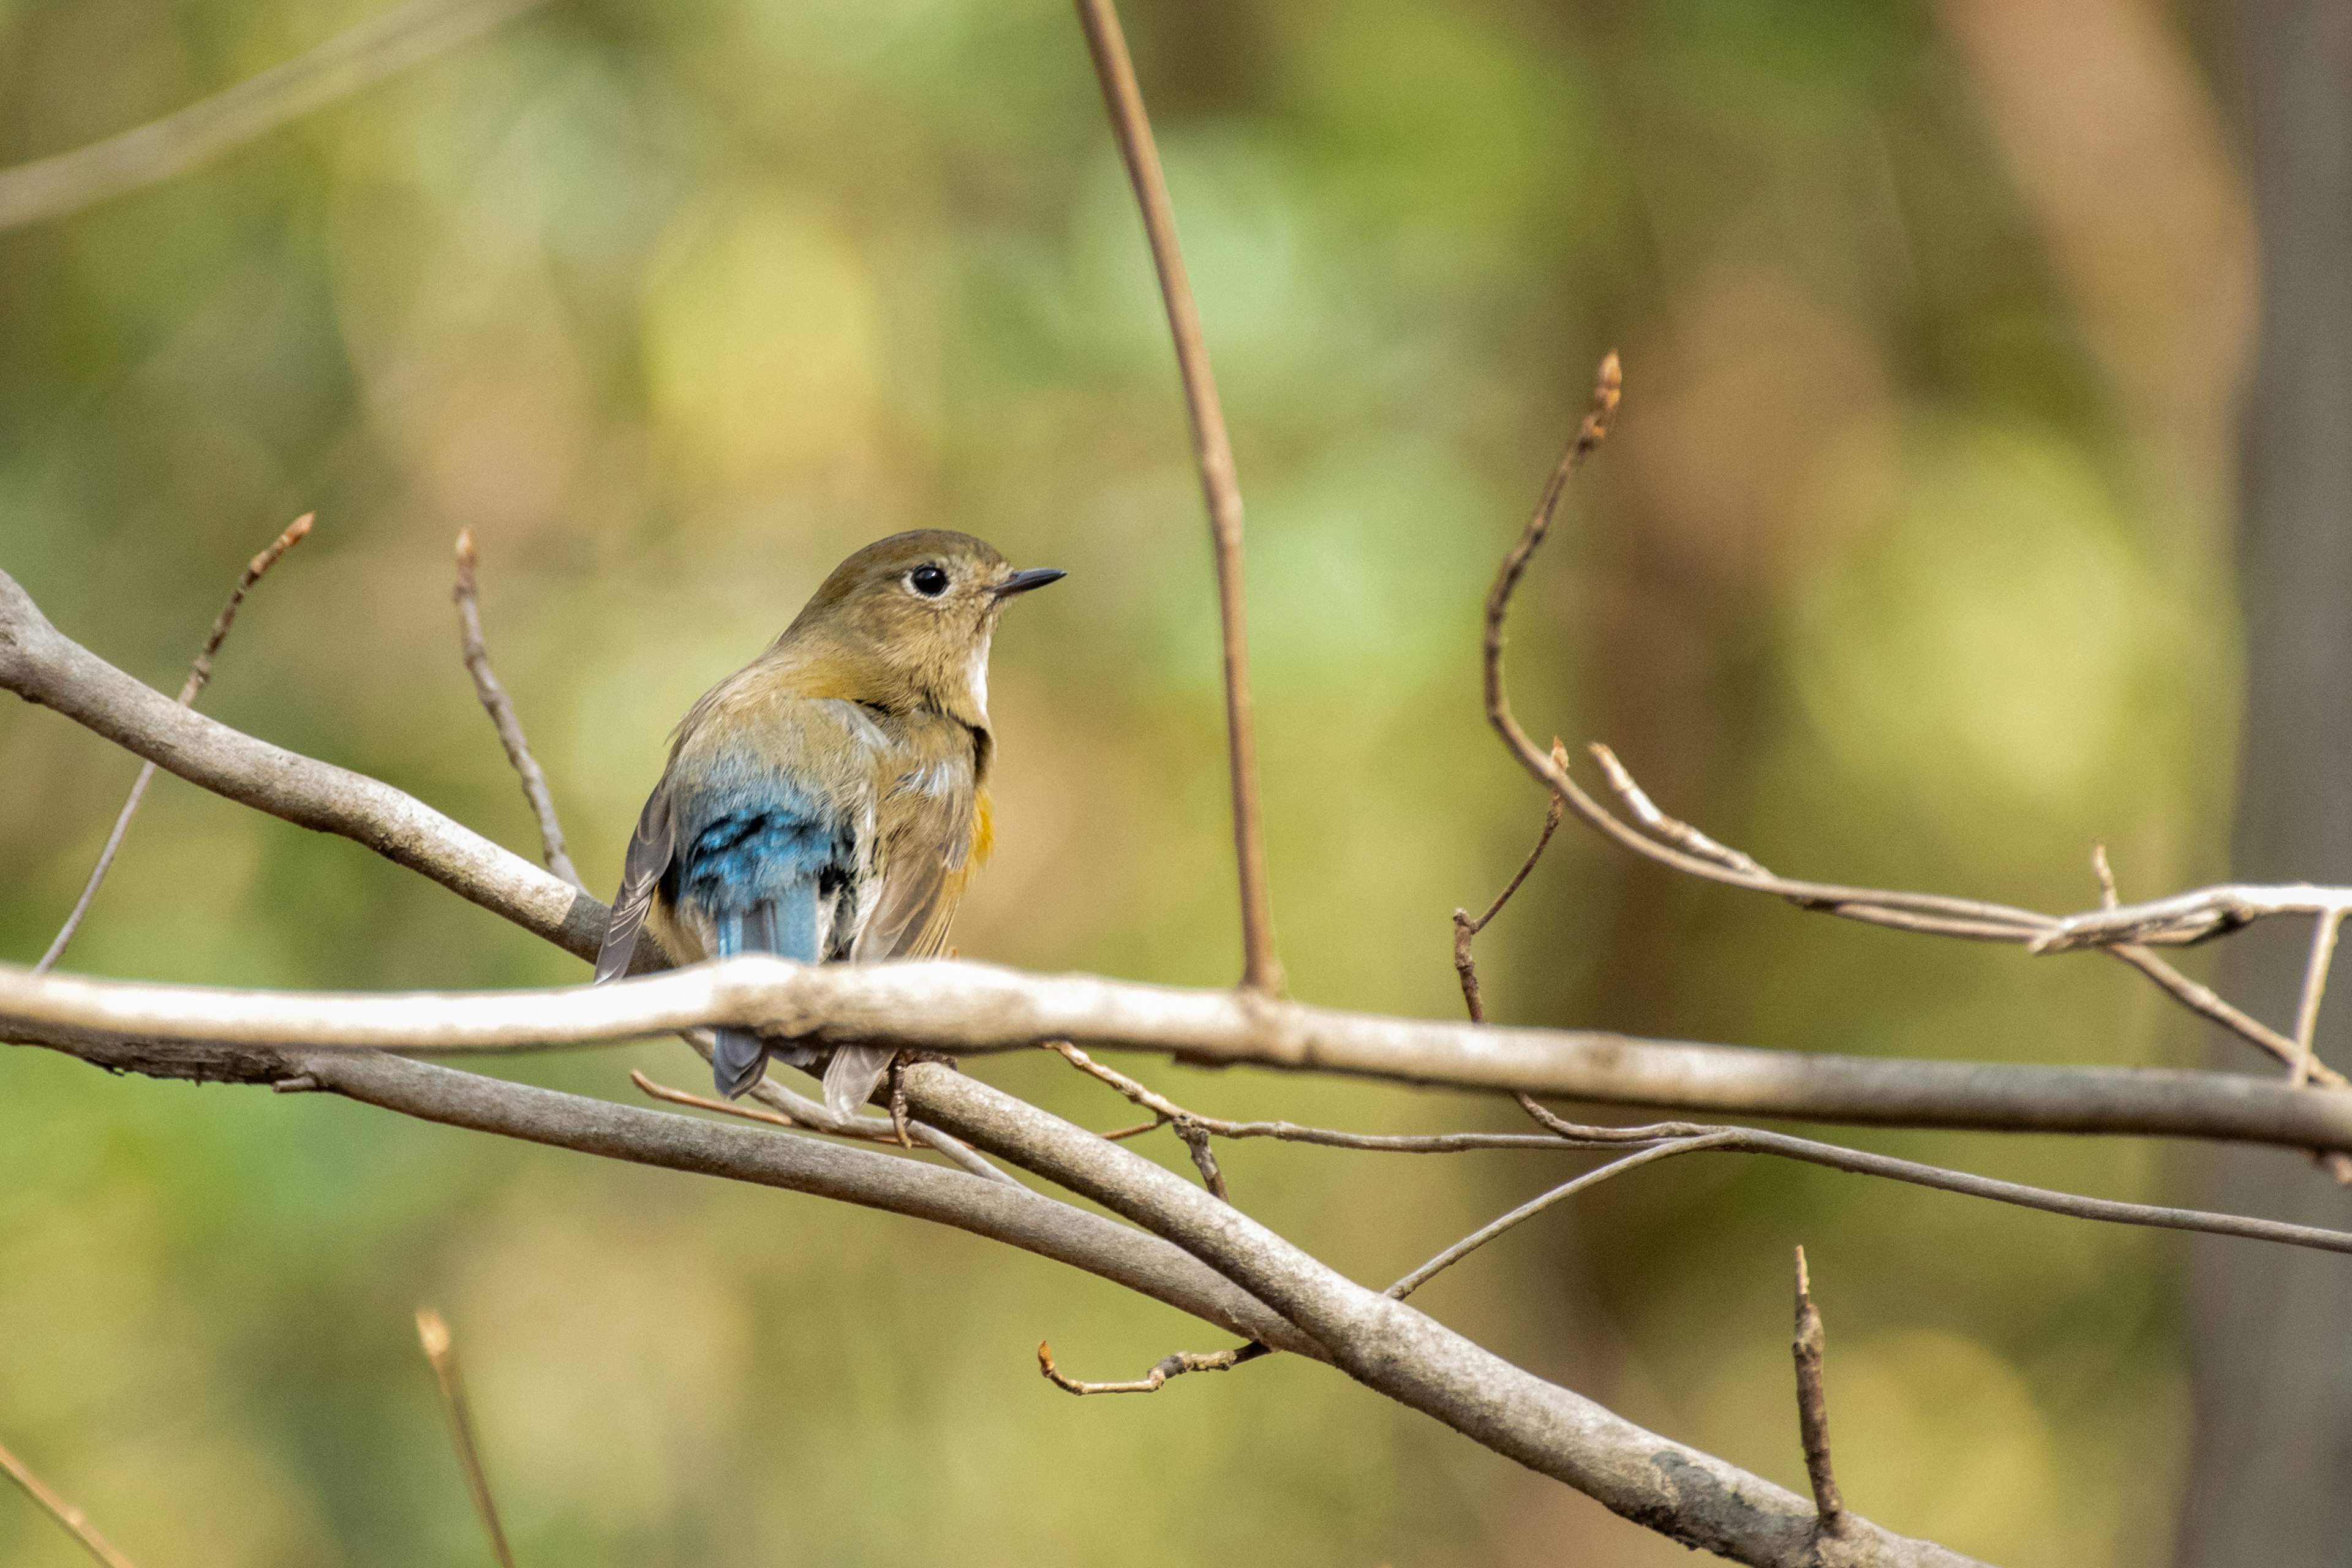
665,768,861,1098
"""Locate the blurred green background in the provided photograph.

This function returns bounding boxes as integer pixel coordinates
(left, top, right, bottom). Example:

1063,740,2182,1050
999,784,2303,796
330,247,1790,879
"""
0,0,2264,1562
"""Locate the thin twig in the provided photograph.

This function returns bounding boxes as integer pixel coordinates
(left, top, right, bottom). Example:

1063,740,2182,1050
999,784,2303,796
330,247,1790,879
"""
668,1031,1020,1188
635,1068,910,1144
0,1436,138,1568
454,529,581,890
1036,1338,1266,1395
1174,1121,1229,1201
1074,0,1280,996
413,1308,514,1568
1385,1137,1730,1300
2291,911,2345,1090
2092,842,2119,909
0,0,550,232
1453,741,1569,1024
1468,386,2352,1112
36,513,312,973
1589,742,1766,876
1792,1246,1845,1534
1046,1039,1574,1152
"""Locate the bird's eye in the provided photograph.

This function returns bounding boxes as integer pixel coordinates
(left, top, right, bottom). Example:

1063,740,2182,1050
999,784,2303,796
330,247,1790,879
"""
909,565,950,597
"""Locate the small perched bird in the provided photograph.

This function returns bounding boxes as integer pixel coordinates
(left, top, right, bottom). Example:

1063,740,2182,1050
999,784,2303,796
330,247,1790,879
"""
593,530,1063,1112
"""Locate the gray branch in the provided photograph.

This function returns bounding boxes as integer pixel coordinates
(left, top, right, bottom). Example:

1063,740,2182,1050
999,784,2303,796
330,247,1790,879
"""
7,567,2352,1155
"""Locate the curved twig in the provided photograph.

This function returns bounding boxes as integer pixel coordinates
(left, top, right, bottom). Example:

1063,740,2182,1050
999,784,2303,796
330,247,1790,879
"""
36,515,311,973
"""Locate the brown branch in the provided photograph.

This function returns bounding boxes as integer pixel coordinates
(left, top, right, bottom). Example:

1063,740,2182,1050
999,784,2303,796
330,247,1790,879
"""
2291,911,2345,1089
17,565,2352,1156
1074,0,1280,996
1792,1247,1845,1534
1037,1338,1265,1395
0,0,550,232
453,529,581,890
0,1435,138,1568
1048,1039,2352,1295
1468,382,2352,1112
1385,1138,1731,1300
36,513,312,973
414,1308,514,1568
1453,739,1569,1025
895,1064,1978,1566
1050,1038,1572,1153
670,1029,1017,1186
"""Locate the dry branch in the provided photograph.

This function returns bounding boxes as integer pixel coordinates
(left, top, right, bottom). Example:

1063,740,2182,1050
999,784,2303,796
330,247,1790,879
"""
1037,1338,1265,1395
1074,0,1280,995
453,529,581,890
1474,367,2352,1137
14,948,2352,1155
0,0,551,232
36,513,311,972
414,1308,514,1568
1792,1248,1845,1534
20,562,2352,1159
0,1435,138,1568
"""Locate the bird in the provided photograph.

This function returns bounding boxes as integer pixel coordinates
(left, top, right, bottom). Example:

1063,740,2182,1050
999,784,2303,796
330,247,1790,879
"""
592,530,1063,1113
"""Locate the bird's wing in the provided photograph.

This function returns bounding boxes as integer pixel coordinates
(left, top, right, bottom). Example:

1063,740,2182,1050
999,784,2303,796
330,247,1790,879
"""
829,730,983,1117
851,742,982,963
594,782,675,983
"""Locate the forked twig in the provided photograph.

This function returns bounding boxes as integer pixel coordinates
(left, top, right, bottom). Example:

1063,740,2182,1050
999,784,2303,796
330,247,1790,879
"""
1046,1039,1574,1153
413,1308,514,1568
0,1435,138,1568
37,513,312,973
1044,1039,2352,1310
1472,388,2352,1174
0,0,551,232
453,529,582,889
1074,0,1280,996
1792,1246,1845,1534
1037,1338,1266,1396
1453,740,1568,1025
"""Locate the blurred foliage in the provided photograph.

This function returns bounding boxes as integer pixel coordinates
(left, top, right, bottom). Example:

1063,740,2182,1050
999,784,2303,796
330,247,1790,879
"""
0,0,2256,1563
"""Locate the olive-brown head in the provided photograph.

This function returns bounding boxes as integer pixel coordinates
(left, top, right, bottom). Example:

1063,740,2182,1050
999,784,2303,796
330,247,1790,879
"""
764,529,1063,728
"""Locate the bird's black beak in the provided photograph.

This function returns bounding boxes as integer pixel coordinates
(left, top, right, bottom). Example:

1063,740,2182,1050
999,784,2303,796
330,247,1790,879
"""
994,567,1066,600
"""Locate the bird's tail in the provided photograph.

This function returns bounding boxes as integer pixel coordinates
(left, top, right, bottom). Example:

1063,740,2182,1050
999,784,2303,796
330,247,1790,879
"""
712,1028,770,1098
823,1044,895,1120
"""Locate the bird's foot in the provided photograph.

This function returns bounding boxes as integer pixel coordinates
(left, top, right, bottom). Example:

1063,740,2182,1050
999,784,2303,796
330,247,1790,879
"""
886,1048,960,1150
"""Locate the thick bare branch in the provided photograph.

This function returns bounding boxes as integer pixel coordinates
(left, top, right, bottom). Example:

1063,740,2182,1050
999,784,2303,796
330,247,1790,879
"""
453,530,581,890
15,954,2352,1156
1074,0,1280,996
36,514,312,972
894,1064,1977,1567
0,0,551,232
8,1012,1973,1561
21,563,2352,1153
341,1050,1328,1359
0,565,606,960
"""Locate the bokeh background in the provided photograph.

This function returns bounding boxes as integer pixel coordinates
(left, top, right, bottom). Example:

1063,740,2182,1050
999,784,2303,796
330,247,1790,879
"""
0,1,2269,1562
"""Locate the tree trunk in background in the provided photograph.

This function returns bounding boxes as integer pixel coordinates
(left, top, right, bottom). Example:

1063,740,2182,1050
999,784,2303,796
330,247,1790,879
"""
2176,5,2352,1562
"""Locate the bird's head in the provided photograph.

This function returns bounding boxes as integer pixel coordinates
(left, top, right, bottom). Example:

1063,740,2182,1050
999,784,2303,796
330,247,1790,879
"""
773,529,1064,725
